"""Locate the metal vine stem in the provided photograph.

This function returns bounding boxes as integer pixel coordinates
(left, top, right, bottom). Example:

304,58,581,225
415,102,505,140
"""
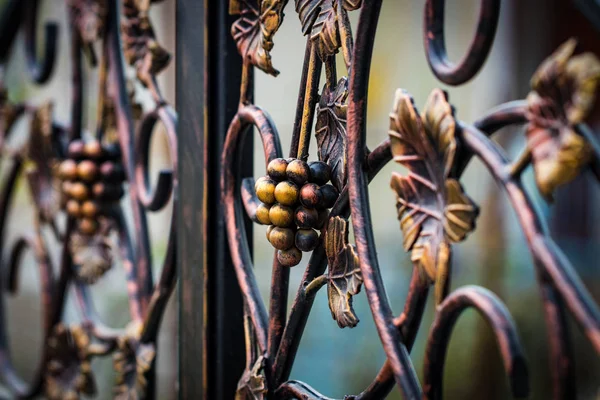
223,0,600,399
0,0,177,398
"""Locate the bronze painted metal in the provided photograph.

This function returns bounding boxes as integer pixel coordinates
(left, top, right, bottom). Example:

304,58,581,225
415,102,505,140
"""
0,0,176,398
223,0,600,399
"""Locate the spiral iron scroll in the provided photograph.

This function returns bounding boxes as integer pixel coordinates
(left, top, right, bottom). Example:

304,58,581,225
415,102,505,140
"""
0,0,177,398
223,1,600,399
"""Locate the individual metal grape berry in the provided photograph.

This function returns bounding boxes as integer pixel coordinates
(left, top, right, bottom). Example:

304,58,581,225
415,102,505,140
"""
277,247,302,267
274,181,299,206
81,201,99,218
286,159,310,185
84,140,103,159
68,140,85,159
66,200,81,217
100,161,125,182
295,229,319,252
269,204,294,227
58,159,78,180
300,183,321,208
268,227,295,250
255,203,271,225
294,206,318,229
267,158,288,181
77,160,99,182
266,225,275,241
255,177,276,205
319,184,339,209
69,182,90,201
308,161,330,185
78,218,98,235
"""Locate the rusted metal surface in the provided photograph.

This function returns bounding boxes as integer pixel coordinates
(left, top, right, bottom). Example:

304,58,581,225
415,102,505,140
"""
222,1,600,399
0,0,177,398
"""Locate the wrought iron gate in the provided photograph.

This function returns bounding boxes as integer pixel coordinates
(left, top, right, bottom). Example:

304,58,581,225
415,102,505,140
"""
0,0,599,399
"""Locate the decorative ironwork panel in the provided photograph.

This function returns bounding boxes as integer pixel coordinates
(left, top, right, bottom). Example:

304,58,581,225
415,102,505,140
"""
0,0,176,398
221,1,600,399
0,0,599,399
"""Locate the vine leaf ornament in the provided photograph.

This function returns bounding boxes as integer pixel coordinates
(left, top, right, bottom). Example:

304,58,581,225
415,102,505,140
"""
326,216,363,328
316,77,348,192
69,0,108,65
389,89,478,304
70,228,114,284
113,321,156,399
45,324,97,400
295,0,360,61
230,0,288,76
526,38,600,201
235,355,268,400
26,101,61,223
122,0,171,87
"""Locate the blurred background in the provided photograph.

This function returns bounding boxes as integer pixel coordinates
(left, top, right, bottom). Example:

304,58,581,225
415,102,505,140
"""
1,0,600,399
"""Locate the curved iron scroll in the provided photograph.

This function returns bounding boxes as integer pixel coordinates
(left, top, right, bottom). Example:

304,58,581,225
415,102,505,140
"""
0,0,177,398
222,1,600,399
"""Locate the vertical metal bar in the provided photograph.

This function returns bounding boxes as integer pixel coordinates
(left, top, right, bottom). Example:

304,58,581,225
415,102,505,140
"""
177,1,249,398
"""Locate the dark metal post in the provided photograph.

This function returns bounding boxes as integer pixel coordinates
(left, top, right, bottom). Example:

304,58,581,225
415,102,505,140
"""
177,1,249,398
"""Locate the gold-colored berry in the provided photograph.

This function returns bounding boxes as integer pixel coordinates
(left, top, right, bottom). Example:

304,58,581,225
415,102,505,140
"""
268,227,295,250
295,229,319,252
66,200,81,217
294,207,318,229
269,204,294,227
267,158,288,181
286,159,310,185
78,218,98,235
256,203,271,225
277,247,302,267
58,160,78,181
266,225,275,241
84,140,103,159
81,201,99,218
300,183,321,208
255,177,276,205
274,181,299,206
69,182,89,201
77,160,99,182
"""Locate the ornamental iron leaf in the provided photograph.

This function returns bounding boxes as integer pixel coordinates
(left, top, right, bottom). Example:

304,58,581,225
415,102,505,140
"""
45,324,97,400
122,0,171,86
326,216,362,328
296,0,359,60
235,355,268,400
26,101,61,223
230,0,288,76
114,321,156,400
70,228,114,284
316,76,348,192
69,0,107,64
526,38,600,201
389,89,478,304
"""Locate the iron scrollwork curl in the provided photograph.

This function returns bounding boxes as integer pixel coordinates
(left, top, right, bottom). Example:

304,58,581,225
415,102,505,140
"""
222,0,600,399
0,0,177,398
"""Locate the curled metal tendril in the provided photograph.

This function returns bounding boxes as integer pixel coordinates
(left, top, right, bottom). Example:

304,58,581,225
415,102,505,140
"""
423,286,529,399
424,0,501,85
24,0,58,84
222,105,283,354
135,105,178,211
